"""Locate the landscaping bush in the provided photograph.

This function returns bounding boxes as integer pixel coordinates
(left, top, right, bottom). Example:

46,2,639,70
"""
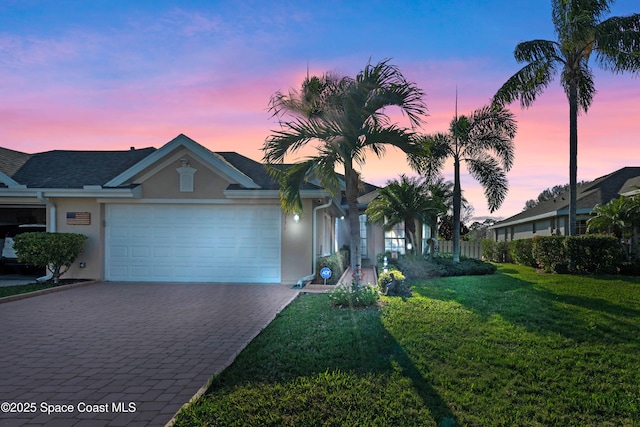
328,282,379,307
13,232,87,284
495,241,512,263
532,236,566,273
316,250,348,285
394,254,496,280
377,269,406,287
509,238,537,267
482,239,512,263
481,239,496,262
376,251,400,271
432,256,497,276
397,254,447,280
565,235,624,274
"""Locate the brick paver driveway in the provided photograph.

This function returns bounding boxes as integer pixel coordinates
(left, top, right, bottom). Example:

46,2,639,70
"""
0,282,299,426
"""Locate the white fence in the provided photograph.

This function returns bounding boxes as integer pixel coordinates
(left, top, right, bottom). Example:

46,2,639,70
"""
437,240,483,260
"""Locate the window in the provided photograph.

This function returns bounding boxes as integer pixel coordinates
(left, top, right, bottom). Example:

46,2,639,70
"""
421,223,432,255
532,222,536,234
359,214,368,258
576,219,588,235
385,222,406,255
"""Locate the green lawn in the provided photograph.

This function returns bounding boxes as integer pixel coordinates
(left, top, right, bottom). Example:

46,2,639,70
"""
0,281,54,298
174,264,640,426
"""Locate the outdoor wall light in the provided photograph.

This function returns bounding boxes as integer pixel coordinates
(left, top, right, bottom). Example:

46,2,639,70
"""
406,242,413,251
293,213,300,223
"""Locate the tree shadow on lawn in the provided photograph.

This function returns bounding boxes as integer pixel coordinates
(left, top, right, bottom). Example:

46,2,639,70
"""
411,270,640,346
186,295,459,427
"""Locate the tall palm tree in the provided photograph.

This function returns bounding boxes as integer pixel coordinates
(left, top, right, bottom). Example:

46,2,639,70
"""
493,0,640,236
263,59,427,283
409,104,517,262
365,175,436,255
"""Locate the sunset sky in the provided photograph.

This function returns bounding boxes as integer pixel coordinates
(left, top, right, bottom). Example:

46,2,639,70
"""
1,0,639,221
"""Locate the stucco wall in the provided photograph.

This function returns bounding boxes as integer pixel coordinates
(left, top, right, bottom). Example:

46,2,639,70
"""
50,198,103,280
137,154,228,199
280,199,314,284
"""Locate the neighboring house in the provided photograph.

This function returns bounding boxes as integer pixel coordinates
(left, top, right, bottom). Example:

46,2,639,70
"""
0,134,391,285
490,167,640,241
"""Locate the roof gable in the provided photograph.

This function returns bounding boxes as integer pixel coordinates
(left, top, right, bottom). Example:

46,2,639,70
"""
104,134,260,189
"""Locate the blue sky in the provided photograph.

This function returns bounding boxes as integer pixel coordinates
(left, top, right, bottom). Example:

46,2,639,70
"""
1,0,639,220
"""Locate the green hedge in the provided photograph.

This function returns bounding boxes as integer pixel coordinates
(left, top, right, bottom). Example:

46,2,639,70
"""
487,235,626,275
316,250,349,285
482,239,511,263
531,236,567,273
509,238,537,267
565,235,624,274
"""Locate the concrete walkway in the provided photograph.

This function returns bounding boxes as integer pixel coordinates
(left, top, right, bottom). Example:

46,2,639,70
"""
0,282,299,426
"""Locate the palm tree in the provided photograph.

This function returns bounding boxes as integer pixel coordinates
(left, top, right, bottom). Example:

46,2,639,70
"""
587,196,628,237
493,0,640,236
588,194,640,257
365,175,436,255
263,59,427,283
409,104,517,262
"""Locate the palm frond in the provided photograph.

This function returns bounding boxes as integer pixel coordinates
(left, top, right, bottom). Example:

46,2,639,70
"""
594,14,640,75
493,57,559,108
466,156,509,213
407,133,450,182
276,159,318,214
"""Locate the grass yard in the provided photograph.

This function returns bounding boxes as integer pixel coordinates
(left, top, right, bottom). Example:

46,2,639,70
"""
173,264,640,426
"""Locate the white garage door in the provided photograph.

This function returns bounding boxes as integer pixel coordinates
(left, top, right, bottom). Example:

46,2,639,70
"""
105,204,281,283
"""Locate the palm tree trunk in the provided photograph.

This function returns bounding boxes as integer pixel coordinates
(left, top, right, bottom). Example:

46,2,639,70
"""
452,158,461,263
569,82,578,237
405,217,417,255
344,163,362,286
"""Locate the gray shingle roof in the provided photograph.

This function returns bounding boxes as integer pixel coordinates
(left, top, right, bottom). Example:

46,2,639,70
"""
3,148,157,188
0,146,336,191
494,167,640,226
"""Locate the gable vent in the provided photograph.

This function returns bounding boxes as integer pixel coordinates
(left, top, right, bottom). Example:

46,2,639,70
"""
177,159,197,192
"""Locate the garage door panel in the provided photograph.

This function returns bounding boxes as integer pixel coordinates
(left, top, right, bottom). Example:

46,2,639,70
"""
106,204,281,283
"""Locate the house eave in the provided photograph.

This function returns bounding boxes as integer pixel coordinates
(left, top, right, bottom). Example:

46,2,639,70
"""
0,186,141,199
489,207,593,229
223,189,331,199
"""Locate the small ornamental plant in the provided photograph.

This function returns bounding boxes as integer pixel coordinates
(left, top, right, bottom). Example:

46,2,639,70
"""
14,232,87,284
328,282,380,307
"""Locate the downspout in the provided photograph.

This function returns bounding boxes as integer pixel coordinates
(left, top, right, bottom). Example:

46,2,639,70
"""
295,198,333,288
36,191,55,282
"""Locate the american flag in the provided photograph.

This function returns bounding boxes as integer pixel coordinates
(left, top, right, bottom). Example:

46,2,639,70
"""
66,212,91,225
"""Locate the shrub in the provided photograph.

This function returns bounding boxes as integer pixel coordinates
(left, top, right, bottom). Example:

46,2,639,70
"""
481,239,496,261
509,238,537,267
14,232,87,284
394,254,496,279
328,282,380,307
532,236,566,273
565,235,624,274
432,256,497,276
495,241,512,263
377,269,406,288
397,255,447,280
376,251,400,271
316,250,348,285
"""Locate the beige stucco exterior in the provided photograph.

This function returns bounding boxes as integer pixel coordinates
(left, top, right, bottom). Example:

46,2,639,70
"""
1,139,342,285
